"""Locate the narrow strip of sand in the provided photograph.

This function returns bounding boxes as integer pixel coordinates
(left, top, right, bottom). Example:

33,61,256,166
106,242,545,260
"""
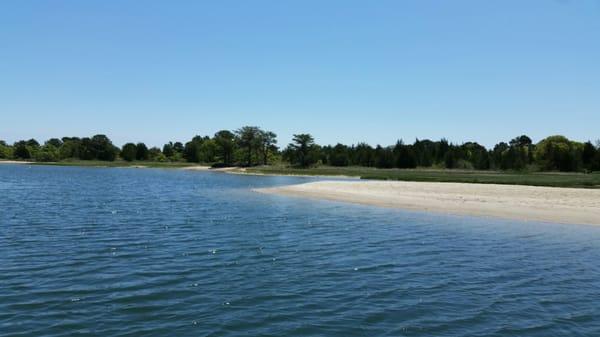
256,181,600,225
0,160,33,164
180,165,212,171
180,166,242,172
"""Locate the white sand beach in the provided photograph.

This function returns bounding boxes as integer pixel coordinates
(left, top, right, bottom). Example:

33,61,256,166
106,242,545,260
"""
181,166,242,172
180,165,212,171
0,160,33,164
256,180,600,225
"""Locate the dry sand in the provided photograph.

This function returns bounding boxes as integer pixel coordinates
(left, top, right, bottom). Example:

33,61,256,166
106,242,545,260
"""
256,180,600,225
0,160,33,164
180,166,244,172
180,165,212,171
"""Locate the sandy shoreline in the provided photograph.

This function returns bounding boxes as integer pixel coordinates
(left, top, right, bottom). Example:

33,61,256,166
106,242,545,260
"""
0,160,33,164
256,180,600,225
181,166,243,172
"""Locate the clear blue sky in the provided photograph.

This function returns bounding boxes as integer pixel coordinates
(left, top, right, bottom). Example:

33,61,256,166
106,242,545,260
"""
1,0,599,148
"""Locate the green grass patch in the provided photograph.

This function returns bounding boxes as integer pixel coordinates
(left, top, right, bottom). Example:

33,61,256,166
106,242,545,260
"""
246,165,600,188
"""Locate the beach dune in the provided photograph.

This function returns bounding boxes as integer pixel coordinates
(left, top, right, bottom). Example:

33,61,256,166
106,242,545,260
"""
256,180,600,225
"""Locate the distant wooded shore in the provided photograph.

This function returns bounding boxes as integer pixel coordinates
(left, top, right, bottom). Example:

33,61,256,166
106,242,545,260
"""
2,126,600,188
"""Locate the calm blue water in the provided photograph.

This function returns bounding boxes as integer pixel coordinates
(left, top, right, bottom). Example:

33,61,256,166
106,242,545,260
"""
1,165,600,337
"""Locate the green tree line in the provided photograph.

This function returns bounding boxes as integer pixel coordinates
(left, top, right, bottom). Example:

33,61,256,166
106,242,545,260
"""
2,129,599,172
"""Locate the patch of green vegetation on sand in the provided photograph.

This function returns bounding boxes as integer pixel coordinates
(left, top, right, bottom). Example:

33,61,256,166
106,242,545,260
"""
246,165,600,188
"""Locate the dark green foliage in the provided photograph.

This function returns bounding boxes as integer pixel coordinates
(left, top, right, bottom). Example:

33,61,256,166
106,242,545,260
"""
235,126,262,166
0,140,11,159
59,138,82,159
492,142,510,170
582,141,597,171
45,138,63,148
121,143,137,161
26,139,40,147
34,145,59,162
329,144,350,166
375,146,395,168
461,142,490,170
184,136,205,163
593,151,600,172
135,143,149,161
490,136,535,171
444,149,457,169
436,138,450,163
162,141,184,161
198,139,217,163
534,135,581,172
162,142,175,158
173,142,184,153
148,147,165,161
258,131,278,165
13,141,32,159
77,135,118,161
213,130,236,165
352,143,375,167
413,139,435,167
393,141,417,168
183,136,218,163
4,130,596,175
287,134,318,167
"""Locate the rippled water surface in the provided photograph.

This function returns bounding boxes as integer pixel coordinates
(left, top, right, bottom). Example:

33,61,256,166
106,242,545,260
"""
1,164,600,337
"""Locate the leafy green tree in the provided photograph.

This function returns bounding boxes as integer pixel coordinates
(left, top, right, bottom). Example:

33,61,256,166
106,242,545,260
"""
593,141,600,171
582,141,597,171
393,140,417,168
235,126,262,166
491,142,510,170
288,133,317,167
184,136,208,162
444,149,457,169
162,142,175,158
45,138,63,148
92,135,118,161
78,135,117,161
506,135,534,169
510,135,532,147
0,140,12,159
436,138,450,165
173,142,184,153
121,143,137,161
34,144,59,162
329,143,350,166
413,139,435,167
79,138,96,160
534,135,582,171
26,139,40,148
458,142,488,170
136,143,149,160
13,140,35,159
198,139,217,162
374,145,394,168
13,143,29,159
258,130,278,165
59,137,82,159
352,143,375,167
148,147,165,161
213,130,236,165
162,141,185,161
